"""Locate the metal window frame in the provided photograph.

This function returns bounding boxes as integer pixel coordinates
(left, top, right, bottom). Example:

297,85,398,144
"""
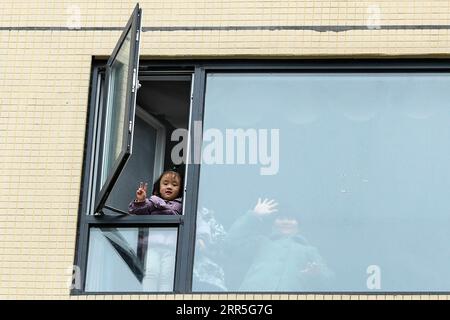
74,58,450,296
94,4,142,216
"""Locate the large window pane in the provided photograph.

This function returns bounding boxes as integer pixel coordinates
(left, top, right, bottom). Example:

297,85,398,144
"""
86,227,177,292
193,73,450,292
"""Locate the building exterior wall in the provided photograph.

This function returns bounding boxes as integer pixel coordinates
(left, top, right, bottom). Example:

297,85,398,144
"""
1,0,450,299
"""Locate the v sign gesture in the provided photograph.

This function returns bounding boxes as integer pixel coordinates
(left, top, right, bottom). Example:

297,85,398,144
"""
136,182,148,202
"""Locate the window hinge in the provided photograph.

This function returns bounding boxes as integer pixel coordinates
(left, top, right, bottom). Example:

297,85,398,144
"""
129,120,133,133
136,30,140,41
131,68,137,93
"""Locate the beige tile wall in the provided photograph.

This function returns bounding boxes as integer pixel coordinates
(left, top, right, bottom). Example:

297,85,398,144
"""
1,0,450,299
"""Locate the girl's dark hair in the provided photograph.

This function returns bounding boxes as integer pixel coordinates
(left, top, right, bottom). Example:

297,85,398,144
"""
152,168,184,198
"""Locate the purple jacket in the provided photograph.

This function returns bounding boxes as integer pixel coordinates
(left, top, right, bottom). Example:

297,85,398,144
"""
128,195,183,215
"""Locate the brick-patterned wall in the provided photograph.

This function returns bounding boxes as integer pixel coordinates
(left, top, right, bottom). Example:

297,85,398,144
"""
1,0,450,300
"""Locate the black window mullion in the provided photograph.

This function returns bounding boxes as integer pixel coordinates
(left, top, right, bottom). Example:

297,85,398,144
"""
85,215,183,226
174,66,206,293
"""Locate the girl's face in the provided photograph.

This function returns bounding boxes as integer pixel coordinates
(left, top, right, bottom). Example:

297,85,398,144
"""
159,173,181,201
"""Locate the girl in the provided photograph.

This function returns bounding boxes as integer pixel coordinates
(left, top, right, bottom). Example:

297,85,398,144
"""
128,170,183,215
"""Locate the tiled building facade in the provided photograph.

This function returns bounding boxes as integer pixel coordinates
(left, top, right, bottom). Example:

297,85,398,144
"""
1,0,450,299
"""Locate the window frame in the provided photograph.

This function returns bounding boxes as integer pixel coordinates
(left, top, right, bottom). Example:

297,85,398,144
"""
94,4,142,216
74,59,450,295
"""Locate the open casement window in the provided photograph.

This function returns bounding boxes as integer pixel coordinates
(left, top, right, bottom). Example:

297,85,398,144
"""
94,4,142,215
77,4,199,294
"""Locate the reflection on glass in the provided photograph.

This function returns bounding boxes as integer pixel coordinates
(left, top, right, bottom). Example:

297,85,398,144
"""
86,227,177,292
101,31,132,187
193,73,450,292
193,207,228,291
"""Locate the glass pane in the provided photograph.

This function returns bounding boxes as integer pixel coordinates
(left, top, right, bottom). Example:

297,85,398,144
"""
105,114,158,213
193,73,450,292
86,227,177,292
101,31,132,187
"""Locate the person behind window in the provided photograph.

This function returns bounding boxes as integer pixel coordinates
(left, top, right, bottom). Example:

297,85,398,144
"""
223,198,334,291
128,170,183,215
128,170,183,291
193,207,228,291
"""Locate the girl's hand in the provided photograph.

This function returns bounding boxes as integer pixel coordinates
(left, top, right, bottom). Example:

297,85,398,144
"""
136,182,148,202
253,198,278,216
